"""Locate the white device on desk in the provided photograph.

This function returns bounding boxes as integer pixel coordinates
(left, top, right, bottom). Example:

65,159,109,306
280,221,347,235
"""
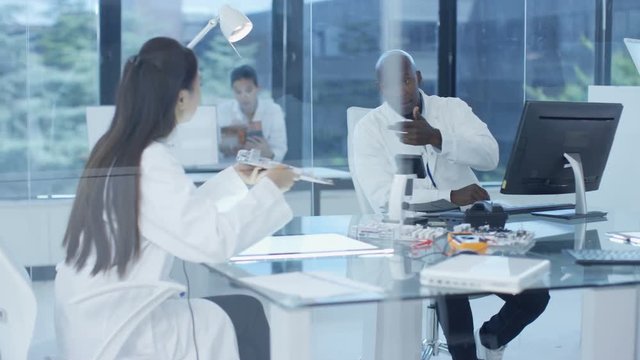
387,174,416,222
236,149,334,185
86,106,219,169
420,254,550,295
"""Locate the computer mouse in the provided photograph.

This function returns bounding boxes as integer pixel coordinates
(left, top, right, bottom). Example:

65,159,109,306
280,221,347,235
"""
469,200,492,213
464,201,508,229
469,201,505,214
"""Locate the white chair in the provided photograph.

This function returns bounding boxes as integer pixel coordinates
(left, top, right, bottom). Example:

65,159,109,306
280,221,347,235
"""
0,241,186,360
346,106,375,214
0,245,38,360
346,106,448,359
64,281,185,360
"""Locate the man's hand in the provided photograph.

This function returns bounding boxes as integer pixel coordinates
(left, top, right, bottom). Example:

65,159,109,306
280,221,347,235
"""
388,106,442,149
245,136,275,159
450,184,490,206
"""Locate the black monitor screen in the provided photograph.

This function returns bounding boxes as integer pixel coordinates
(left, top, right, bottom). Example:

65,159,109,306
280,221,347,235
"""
501,101,622,195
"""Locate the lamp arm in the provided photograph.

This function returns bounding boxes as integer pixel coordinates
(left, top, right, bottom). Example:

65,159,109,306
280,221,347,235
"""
187,16,220,49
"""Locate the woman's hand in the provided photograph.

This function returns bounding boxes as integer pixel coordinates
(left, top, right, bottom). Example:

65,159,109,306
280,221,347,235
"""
263,165,298,192
245,136,275,159
234,163,264,185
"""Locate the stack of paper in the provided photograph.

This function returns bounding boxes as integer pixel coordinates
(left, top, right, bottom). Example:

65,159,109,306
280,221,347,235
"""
608,231,640,246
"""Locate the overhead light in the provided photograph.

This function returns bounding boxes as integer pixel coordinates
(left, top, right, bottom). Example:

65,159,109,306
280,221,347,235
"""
187,4,253,49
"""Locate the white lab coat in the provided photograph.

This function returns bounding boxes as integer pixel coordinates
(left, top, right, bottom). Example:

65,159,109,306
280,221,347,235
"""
217,97,288,161
353,90,499,213
55,141,293,360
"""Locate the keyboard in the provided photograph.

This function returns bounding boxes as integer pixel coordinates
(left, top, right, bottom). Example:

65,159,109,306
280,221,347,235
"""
567,249,640,265
500,203,575,215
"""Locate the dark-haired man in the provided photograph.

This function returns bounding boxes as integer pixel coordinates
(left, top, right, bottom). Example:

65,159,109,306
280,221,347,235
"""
218,65,287,161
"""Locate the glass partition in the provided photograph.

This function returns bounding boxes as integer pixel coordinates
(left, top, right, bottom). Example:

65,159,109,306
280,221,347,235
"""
457,0,597,182
611,0,640,85
0,0,99,200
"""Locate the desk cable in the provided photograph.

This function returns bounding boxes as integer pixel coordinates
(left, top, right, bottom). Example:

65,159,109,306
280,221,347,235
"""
183,260,200,360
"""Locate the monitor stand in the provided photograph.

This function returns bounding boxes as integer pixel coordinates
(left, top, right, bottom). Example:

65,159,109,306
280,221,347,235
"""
532,153,607,220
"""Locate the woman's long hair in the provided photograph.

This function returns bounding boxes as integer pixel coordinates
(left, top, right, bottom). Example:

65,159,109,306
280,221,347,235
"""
63,37,198,277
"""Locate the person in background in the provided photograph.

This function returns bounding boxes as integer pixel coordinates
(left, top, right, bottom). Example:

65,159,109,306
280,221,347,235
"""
55,37,297,360
353,50,549,360
217,64,288,161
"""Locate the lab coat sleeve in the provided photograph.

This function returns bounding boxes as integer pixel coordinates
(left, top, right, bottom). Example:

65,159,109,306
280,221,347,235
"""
267,103,288,162
353,117,445,212
139,151,293,264
437,98,499,171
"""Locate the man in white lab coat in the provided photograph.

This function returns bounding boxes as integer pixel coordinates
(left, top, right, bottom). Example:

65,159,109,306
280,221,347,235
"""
353,50,549,360
217,65,288,162
353,52,498,212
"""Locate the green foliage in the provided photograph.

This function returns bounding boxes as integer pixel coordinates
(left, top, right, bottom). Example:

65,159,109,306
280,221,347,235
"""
36,12,95,71
526,34,640,101
0,0,96,177
611,50,640,86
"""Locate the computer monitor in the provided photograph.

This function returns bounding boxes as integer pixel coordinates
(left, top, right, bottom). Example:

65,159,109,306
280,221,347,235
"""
501,101,623,219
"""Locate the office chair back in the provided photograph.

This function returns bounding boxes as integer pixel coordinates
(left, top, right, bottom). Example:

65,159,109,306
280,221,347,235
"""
0,245,37,360
65,281,184,360
347,106,375,214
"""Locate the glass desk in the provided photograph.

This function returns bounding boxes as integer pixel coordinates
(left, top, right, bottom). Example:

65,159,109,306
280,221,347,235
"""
207,215,640,360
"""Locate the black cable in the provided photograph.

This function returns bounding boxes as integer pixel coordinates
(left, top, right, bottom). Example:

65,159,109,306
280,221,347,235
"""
183,260,200,360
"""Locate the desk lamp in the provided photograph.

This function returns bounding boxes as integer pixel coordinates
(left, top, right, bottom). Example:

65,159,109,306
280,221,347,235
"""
187,4,253,49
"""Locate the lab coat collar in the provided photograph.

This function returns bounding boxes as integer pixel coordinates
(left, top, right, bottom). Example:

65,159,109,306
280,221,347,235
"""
232,97,267,123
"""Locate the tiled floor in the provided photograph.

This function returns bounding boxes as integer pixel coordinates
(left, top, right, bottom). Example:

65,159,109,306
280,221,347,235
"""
31,275,583,360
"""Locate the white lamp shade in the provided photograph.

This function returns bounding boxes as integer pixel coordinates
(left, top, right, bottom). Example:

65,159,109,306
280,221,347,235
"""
219,4,253,43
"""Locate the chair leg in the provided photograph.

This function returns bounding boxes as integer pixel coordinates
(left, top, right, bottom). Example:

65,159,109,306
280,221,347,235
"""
421,345,434,360
421,302,449,360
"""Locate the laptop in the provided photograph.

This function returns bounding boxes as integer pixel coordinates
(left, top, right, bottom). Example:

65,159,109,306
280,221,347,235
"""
420,254,550,295
86,106,219,170
624,38,640,75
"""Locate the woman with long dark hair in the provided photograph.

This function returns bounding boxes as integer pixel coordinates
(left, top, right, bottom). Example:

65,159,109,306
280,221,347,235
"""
55,37,296,359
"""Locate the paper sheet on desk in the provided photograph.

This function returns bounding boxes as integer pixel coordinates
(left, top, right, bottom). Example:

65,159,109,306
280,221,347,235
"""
240,271,383,299
230,233,393,261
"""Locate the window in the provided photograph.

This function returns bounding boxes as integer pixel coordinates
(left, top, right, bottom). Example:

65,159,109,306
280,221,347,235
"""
305,0,439,169
457,0,596,182
122,0,273,105
611,0,640,85
0,0,99,199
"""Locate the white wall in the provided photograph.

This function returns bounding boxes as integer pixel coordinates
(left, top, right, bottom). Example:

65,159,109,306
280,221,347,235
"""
588,86,640,228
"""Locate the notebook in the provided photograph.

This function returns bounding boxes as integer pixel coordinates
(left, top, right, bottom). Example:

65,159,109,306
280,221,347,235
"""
420,254,550,295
